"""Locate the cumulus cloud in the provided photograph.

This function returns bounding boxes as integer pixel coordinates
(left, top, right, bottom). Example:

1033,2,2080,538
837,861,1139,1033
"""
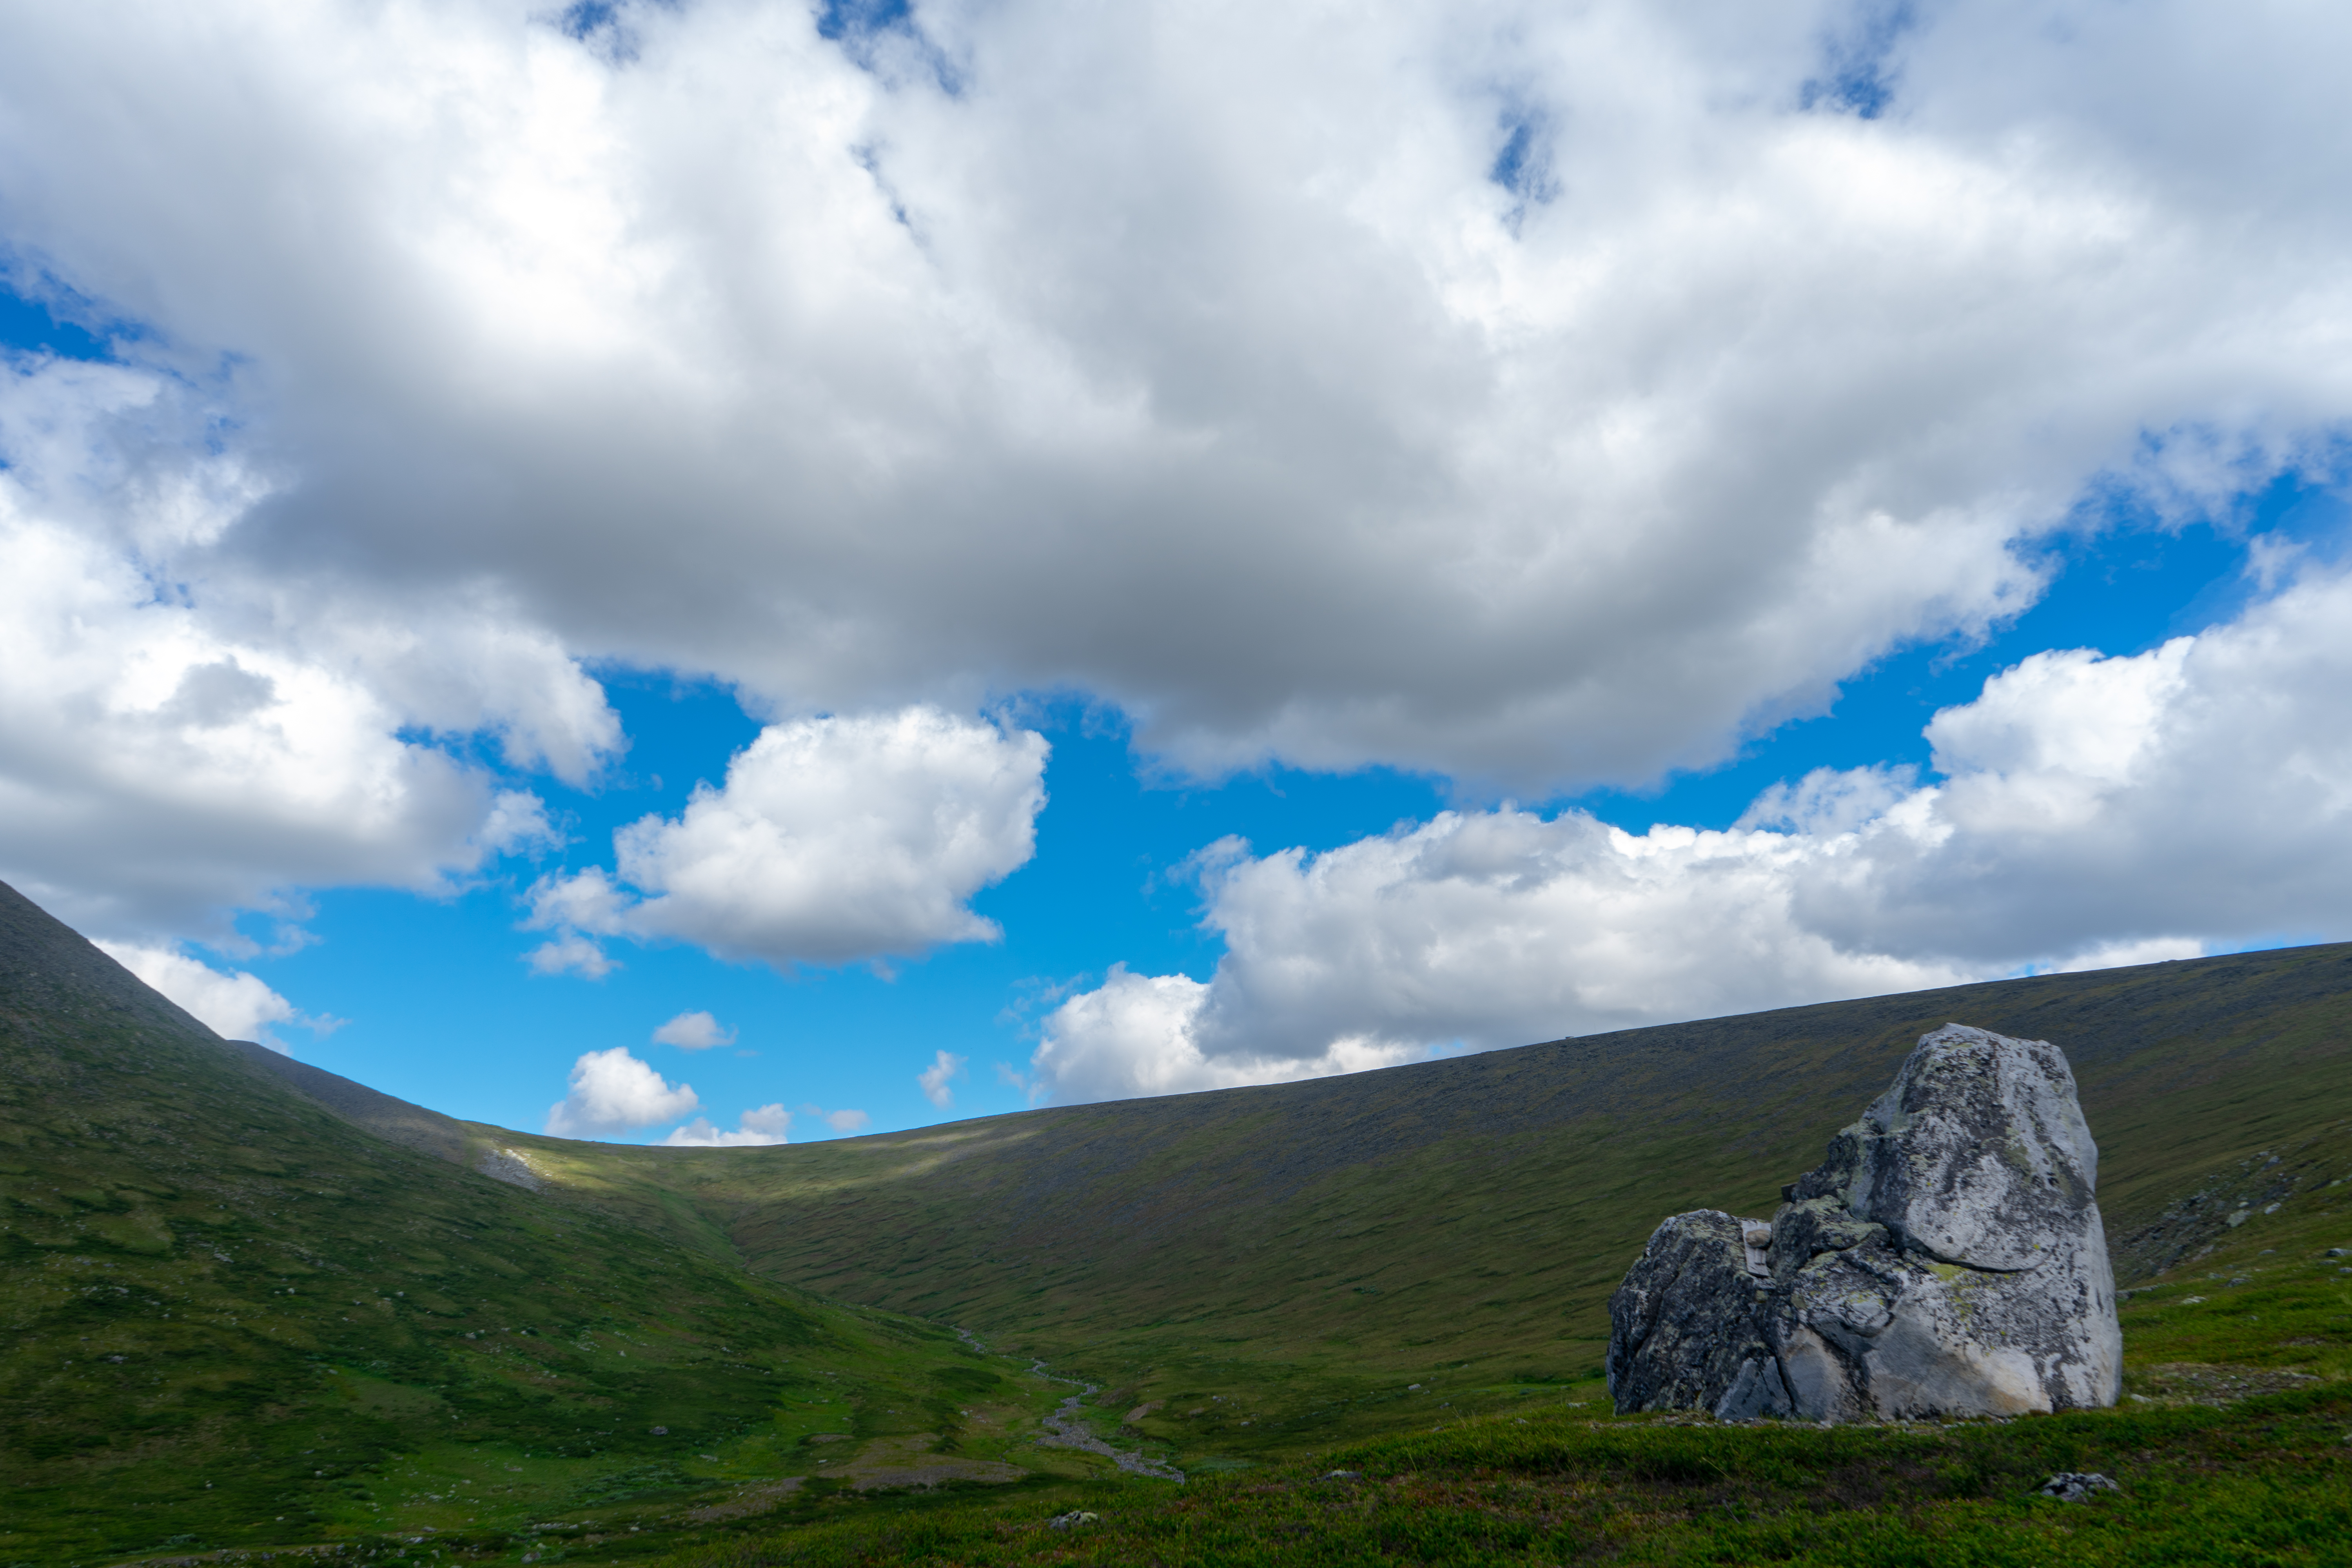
662,1103,790,1147
14,0,2352,1087
917,1049,967,1109
527,708,1047,968
1033,559,2352,1102
96,940,336,1052
478,791,565,857
0,356,618,947
2034,938,2205,976
651,1009,735,1049
661,1101,868,1143
524,931,621,979
1031,966,1424,1105
545,1046,699,1138
2,0,2350,826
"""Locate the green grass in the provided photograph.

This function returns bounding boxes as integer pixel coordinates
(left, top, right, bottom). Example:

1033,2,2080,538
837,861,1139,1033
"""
492,943,2352,1461
8,877,2352,1564
0,886,1087,1564
618,1388,2352,1567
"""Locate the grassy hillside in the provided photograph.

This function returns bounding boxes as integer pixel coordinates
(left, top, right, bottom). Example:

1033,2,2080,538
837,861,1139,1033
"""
0,884,1094,1565
8,870,2350,1564
497,945,2352,1465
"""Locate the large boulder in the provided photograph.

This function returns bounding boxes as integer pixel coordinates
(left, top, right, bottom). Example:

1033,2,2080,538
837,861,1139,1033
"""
1607,1024,2122,1421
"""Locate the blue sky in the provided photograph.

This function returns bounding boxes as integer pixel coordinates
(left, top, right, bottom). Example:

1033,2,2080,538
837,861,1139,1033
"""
4,1,2351,1146
197,695,1463,1136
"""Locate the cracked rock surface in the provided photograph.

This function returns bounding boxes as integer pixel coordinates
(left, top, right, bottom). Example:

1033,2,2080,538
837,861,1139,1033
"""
1607,1024,2122,1421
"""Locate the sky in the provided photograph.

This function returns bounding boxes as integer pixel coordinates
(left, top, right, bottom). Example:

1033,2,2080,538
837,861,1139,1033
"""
5,0,2352,1147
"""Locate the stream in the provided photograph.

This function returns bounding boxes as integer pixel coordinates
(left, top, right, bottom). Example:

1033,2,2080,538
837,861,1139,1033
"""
954,1328,1185,1481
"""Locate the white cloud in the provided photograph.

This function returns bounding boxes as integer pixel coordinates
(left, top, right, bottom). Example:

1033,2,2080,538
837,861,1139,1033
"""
545,1046,699,1137
659,1100,864,1145
0,357,619,948
96,940,334,1053
662,1103,790,1147
1033,559,2352,1102
651,1009,735,1049
524,931,620,979
1031,822,1971,1102
2031,938,2206,976
2,0,2350,826
917,1049,967,1109
479,790,565,857
13,0,2352,1046
528,707,1048,968
1031,966,1425,1105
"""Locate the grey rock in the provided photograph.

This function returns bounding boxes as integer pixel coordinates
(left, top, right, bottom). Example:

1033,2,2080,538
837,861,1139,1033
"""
1605,1209,1789,1420
1608,1024,2122,1422
1769,1196,1887,1281
475,1146,545,1191
2037,1472,2119,1502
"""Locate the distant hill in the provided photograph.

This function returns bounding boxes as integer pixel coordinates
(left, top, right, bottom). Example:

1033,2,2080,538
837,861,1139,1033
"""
501,943,2352,1434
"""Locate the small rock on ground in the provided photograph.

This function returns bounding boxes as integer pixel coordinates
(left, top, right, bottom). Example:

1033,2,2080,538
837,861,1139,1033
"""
2038,1472,2120,1503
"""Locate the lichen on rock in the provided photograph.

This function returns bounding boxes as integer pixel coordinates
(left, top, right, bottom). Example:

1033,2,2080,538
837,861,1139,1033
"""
1606,1024,2122,1422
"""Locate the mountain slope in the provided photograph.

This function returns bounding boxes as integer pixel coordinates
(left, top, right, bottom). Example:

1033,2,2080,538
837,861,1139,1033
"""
10,870,2349,1558
0,882,1069,1564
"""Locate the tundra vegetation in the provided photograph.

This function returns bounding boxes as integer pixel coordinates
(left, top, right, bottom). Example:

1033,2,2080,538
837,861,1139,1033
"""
2,877,2348,1564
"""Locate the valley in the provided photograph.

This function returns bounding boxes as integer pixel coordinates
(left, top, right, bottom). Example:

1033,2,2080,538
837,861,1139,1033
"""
4,876,2349,1563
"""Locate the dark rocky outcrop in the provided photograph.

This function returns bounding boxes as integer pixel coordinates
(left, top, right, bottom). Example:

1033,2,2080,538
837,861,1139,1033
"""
1605,1210,1789,1417
1608,1024,2122,1421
